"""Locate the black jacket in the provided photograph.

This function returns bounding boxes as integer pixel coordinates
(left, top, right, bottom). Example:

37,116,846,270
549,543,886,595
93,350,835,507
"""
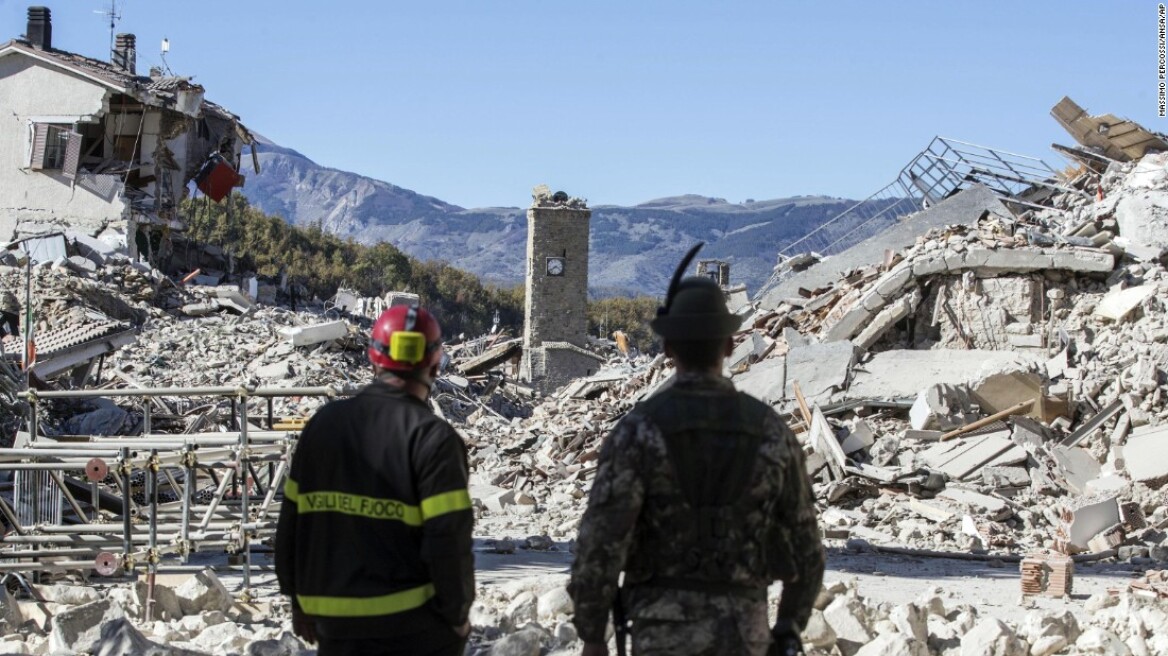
275,379,474,638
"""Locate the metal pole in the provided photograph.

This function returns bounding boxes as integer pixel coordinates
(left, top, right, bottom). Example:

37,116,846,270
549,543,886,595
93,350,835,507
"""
146,449,158,621
239,394,251,593
23,253,32,391
180,446,194,564
118,447,133,574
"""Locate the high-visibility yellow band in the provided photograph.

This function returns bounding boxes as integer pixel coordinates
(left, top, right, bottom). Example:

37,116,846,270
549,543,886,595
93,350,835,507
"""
296,490,423,526
420,489,472,521
284,478,299,503
298,583,435,617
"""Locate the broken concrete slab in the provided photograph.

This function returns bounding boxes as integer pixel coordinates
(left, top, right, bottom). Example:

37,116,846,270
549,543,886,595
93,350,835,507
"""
981,466,1031,490
175,569,234,616
1066,497,1121,552
782,326,808,348
49,598,125,654
733,356,786,405
910,384,975,431
212,286,254,314
823,596,874,656
937,487,1011,521
910,498,957,523
94,618,211,656
1123,424,1168,485
1115,188,1168,253
784,341,856,404
919,432,1026,481
822,304,875,344
35,583,101,606
254,361,292,381
0,586,21,635
278,320,349,347
840,420,875,455
845,350,1041,401
853,292,917,351
1094,284,1157,322
1050,445,1101,495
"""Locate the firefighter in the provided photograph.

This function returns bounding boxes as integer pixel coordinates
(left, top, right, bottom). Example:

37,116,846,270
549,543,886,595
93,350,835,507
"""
568,244,825,656
276,305,474,656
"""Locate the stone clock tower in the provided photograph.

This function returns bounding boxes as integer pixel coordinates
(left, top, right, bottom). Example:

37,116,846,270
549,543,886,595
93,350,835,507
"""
519,186,603,392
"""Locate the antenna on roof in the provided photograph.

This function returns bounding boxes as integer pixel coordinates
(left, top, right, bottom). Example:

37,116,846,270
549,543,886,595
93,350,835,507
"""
160,36,175,76
94,0,122,60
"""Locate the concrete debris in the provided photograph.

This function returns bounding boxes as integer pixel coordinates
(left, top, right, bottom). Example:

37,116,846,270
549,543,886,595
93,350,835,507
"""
1063,497,1122,553
784,340,857,404
175,569,235,616
1123,424,1168,486
1094,284,1158,322
277,319,349,347
4,104,1168,656
49,598,126,654
910,384,976,431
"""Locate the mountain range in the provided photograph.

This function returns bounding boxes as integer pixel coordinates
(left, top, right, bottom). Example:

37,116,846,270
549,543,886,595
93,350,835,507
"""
241,137,879,297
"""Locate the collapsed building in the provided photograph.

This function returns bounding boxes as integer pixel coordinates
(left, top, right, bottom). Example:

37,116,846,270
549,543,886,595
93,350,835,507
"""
0,87,1167,654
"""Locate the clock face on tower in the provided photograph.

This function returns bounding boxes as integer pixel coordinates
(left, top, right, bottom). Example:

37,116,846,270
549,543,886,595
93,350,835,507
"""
546,257,565,276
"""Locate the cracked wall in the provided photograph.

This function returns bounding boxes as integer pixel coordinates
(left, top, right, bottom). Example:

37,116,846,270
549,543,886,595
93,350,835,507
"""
0,55,127,241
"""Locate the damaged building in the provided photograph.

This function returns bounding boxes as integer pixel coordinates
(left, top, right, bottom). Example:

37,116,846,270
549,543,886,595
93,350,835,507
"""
2,74,1168,652
0,6,256,266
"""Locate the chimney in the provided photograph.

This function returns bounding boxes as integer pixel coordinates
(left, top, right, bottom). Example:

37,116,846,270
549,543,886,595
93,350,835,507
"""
26,6,51,50
113,33,136,74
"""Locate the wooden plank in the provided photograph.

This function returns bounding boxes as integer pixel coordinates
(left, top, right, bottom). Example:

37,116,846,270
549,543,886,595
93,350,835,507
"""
810,406,846,481
939,400,1034,442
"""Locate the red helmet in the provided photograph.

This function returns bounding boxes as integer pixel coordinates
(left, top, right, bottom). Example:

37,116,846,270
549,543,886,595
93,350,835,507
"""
368,305,443,372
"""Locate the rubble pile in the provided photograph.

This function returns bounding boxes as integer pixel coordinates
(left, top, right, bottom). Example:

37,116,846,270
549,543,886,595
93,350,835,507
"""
3,102,1168,654
458,150,1168,653
0,569,308,656
6,568,1165,656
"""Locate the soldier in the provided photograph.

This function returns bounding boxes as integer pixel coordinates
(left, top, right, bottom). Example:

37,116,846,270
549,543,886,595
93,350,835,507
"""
568,244,825,656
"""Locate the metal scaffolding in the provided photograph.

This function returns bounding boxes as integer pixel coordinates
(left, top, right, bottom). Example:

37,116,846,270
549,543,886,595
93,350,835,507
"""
0,384,348,610
776,137,1083,261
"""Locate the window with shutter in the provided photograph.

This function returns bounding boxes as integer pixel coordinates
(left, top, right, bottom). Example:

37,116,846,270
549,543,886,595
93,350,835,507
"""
29,123,49,169
62,132,82,178
28,123,74,171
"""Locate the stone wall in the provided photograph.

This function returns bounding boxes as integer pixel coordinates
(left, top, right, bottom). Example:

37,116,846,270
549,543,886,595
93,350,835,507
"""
520,344,604,392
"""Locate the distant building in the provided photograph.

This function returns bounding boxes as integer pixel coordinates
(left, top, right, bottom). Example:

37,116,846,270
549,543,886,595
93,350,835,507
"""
0,6,255,265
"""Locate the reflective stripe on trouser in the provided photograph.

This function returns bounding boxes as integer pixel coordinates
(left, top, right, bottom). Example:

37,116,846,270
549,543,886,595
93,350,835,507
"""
298,583,436,617
284,478,470,525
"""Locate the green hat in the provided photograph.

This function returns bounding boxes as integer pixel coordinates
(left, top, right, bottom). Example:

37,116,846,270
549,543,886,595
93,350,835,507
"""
650,243,743,340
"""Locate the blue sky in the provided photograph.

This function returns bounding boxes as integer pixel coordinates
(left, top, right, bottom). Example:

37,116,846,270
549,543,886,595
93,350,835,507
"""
2,1,1159,208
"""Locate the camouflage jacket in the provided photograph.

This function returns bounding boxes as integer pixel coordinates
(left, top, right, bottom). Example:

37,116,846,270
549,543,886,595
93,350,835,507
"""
568,372,824,644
